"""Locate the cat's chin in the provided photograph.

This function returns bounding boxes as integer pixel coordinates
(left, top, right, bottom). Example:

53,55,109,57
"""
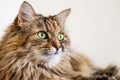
32,48,64,68
44,48,63,68
36,53,63,69
45,52,63,68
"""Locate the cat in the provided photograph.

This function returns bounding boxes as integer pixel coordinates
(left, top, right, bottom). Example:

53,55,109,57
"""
0,1,119,80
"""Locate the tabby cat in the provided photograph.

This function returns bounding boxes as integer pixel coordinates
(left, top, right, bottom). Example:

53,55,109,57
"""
0,1,119,80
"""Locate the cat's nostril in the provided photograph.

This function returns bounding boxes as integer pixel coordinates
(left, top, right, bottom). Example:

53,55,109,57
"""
55,46,61,51
55,46,60,51
53,44,61,51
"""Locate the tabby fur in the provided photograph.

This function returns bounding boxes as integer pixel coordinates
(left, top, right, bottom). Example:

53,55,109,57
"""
0,1,119,80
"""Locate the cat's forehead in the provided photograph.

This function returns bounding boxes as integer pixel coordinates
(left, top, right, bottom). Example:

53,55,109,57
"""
34,15,63,33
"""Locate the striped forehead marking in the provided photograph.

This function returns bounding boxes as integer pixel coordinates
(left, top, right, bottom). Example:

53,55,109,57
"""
45,17,59,31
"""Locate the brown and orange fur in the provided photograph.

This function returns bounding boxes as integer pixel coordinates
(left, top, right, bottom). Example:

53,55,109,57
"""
0,1,119,80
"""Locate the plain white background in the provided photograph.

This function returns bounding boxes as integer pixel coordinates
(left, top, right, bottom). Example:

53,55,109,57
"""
0,0,120,67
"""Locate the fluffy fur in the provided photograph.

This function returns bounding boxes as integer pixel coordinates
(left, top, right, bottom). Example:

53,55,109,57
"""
0,1,119,80
0,1,94,80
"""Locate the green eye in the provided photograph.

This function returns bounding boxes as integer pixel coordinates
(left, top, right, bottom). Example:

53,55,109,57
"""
58,33,64,41
37,31,47,39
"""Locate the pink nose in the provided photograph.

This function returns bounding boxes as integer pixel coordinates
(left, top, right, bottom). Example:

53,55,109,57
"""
55,44,61,50
52,40,61,50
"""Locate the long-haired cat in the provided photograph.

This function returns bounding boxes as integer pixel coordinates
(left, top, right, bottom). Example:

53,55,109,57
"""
0,1,119,80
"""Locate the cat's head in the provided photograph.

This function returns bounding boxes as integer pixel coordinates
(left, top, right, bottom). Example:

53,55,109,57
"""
3,1,71,67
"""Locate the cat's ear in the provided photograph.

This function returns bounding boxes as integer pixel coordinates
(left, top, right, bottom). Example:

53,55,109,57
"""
18,1,35,23
55,9,71,24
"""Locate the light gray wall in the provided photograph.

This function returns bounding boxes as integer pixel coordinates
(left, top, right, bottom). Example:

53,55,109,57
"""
0,0,120,67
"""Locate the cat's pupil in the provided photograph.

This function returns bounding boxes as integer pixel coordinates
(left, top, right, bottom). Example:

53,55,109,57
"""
41,33,44,37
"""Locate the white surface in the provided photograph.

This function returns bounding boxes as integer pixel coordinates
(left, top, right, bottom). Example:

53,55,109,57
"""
0,0,120,67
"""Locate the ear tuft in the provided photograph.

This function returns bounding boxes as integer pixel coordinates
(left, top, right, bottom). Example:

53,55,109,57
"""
55,8,71,24
18,1,35,23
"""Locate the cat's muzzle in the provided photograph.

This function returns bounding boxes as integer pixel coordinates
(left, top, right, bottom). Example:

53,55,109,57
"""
45,47,62,55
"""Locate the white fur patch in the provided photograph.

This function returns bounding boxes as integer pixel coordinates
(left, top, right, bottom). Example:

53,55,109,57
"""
46,47,63,68
32,47,63,68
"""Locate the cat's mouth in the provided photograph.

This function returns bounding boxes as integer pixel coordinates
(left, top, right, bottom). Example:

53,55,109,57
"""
44,47,63,56
37,47,63,68
44,51,57,55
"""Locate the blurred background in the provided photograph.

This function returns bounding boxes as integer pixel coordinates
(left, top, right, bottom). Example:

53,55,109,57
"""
0,0,120,67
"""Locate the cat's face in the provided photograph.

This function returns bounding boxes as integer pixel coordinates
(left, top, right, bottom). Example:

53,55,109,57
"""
13,2,71,67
